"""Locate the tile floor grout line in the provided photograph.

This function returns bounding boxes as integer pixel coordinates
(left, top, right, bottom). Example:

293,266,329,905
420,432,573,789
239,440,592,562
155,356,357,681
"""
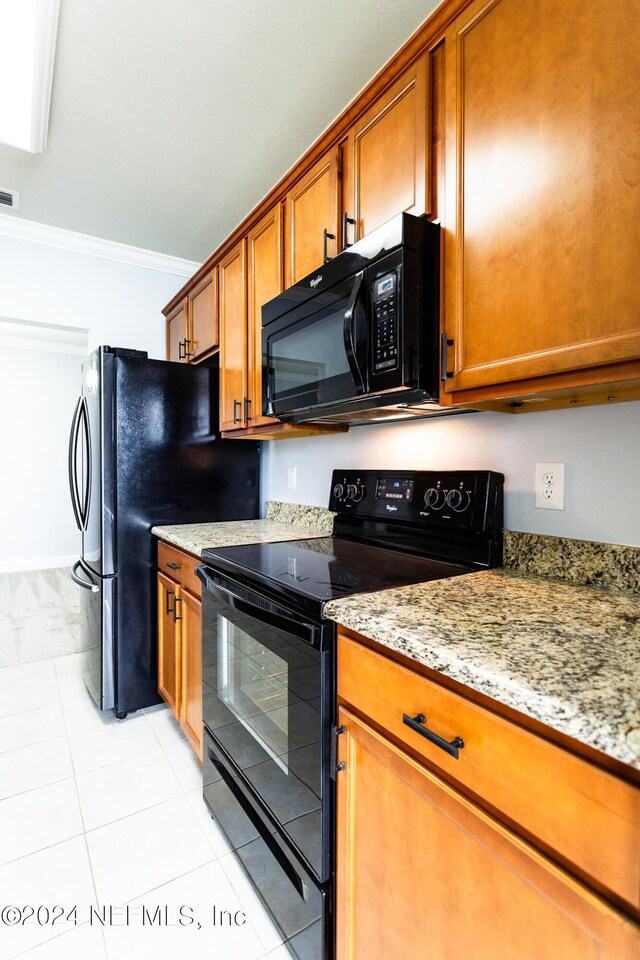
74,741,179,782
0,772,77,805
54,662,103,932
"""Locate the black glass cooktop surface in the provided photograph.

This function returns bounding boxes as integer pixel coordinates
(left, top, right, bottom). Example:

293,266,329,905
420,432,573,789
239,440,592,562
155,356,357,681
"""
202,536,470,610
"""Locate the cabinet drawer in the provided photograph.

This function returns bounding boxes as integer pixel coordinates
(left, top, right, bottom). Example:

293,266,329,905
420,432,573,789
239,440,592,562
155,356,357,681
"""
157,541,201,597
338,630,640,911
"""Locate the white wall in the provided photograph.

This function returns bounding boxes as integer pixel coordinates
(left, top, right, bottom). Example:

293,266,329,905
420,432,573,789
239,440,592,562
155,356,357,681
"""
0,344,85,570
0,229,197,571
262,401,640,547
0,232,193,359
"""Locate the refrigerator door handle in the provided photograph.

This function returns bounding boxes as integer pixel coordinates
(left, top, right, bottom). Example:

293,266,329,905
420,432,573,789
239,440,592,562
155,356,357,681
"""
71,559,100,593
68,398,84,531
78,397,92,532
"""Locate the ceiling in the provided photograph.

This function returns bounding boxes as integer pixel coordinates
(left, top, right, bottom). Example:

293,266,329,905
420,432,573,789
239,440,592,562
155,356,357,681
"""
0,0,439,264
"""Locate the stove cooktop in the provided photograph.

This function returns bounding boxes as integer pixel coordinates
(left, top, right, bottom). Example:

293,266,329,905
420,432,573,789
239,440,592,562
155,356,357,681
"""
201,536,471,610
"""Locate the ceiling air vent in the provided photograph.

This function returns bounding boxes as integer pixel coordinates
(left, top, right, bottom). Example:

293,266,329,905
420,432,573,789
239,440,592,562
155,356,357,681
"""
0,188,21,210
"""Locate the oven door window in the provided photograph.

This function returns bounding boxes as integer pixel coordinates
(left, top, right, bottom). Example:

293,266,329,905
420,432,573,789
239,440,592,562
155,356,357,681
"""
266,274,367,415
203,600,325,877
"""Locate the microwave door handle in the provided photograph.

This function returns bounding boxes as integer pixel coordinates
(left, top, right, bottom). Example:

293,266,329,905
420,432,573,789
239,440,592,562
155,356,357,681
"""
343,271,366,394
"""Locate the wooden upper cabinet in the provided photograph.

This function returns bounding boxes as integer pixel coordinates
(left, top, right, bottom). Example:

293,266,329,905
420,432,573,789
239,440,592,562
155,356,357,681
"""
344,53,430,243
166,298,188,363
187,268,218,362
247,205,284,428
443,0,640,396
284,146,339,286
219,240,248,431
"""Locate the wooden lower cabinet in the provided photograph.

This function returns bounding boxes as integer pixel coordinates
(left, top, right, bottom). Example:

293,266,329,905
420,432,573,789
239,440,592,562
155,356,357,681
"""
179,588,202,757
156,543,203,760
336,706,639,960
157,572,180,714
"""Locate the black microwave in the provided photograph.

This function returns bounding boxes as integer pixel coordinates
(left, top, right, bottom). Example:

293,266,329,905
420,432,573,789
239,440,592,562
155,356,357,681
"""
262,213,451,425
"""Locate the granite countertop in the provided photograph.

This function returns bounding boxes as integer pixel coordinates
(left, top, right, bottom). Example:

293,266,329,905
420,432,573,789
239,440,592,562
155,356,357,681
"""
151,519,329,556
324,569,640,770
151,501,335,556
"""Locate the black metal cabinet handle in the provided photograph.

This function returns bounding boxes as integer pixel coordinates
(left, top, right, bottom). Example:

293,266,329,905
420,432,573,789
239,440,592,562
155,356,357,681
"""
441,332,454,381
165,588,175,616
323,227,335,264
178,340,186,360
243,396,252,422
173,595,183,622
166,561,181,570
403,713,464,760
342,212,355,249
233,399,243,424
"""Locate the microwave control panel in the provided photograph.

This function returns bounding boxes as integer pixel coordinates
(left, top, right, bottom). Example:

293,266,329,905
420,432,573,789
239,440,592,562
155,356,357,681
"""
372,272,399,372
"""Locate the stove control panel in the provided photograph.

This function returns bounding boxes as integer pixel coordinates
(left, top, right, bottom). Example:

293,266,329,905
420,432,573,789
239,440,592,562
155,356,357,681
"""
329,469,504,531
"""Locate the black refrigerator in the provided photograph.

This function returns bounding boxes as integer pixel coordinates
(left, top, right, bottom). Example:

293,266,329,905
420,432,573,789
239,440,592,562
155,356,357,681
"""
68,346,260,718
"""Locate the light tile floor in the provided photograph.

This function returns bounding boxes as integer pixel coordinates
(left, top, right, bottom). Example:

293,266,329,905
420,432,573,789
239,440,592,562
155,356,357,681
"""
0,652,289,960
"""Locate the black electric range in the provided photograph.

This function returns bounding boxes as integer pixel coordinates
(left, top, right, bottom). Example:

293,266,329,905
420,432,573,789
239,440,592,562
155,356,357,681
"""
197,469,504,960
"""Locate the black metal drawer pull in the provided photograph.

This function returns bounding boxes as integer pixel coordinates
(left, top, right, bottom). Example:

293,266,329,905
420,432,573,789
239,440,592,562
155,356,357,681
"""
166,561,181,570
402,713,464,760
323,227,335,263
165,588,175,616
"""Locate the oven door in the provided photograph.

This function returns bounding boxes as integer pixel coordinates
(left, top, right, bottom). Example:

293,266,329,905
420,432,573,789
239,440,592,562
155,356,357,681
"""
198,565,333,885
263,271,369,419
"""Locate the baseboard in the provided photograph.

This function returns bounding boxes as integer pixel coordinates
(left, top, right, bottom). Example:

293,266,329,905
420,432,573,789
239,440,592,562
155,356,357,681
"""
0,554,77,574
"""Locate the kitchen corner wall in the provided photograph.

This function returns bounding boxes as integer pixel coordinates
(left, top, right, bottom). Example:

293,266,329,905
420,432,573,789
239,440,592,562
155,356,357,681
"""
0,231,194,360
0,229,196,572
261,401,640,548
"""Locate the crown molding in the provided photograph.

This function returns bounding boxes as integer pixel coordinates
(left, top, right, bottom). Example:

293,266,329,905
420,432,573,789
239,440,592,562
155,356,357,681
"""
0,213,201,277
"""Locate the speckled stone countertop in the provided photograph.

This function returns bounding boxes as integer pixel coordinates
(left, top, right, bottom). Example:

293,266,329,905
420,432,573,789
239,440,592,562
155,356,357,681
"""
324,569,640,770
151,500,335,556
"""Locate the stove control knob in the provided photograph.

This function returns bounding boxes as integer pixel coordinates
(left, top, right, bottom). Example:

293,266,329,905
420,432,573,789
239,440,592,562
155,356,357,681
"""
345,483,358,500
446,489,472,513
351,483,365,502
333,483,345,500
424,487,444,510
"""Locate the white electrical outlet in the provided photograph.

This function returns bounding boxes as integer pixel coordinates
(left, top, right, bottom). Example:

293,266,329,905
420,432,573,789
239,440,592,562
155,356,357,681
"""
287,466,297,490
535,462,565,510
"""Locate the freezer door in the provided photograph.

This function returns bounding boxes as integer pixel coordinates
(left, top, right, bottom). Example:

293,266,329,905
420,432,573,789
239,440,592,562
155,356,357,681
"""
82,349,116,576
72,559,115,711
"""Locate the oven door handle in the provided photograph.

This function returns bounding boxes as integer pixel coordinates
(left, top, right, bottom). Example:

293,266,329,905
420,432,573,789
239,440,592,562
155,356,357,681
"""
343,271,366,395
196,565,321,647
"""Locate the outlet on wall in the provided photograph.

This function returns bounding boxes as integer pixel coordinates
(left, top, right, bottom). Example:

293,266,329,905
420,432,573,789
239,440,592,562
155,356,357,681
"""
287,466,297,490
535,462,565,510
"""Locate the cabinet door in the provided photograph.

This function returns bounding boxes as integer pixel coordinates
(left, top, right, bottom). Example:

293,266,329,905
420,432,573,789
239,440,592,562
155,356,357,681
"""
166,298,188,363
247,205,283,428
284,146,339,286
219,240,248,431
443,0,640,395
157,573,180,715
188,268,218,362
336,707,640,960
346,54,429,242
179,588,202,760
